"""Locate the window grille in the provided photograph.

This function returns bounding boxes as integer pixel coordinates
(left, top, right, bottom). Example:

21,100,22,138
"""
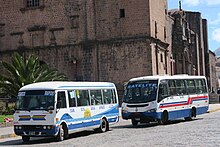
26,0,40,8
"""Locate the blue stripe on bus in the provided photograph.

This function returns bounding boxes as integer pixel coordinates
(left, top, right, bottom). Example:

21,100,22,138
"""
160,101,188,106
192,98,208,101
160,98,208,107
122,106,208,121
58,105,119,124
67,116,118,130
19,118,31,121
61,113,118,123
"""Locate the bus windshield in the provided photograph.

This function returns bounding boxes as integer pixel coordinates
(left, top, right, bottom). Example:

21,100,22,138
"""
123,80,158,103
16,90,55,111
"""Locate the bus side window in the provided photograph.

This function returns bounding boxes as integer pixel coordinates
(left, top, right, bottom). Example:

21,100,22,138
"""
195,79,207,94
186,80,196,94
68,90,77,107
112,89,117,104
202,79,208,93
77,90,90,106
158,81,169,102
168,80,176,96
90,90,103,105
103,89,114,104
57,91,67,108
175,80,186,95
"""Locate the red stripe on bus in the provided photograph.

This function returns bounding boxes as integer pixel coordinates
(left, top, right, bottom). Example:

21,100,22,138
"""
160,95,209,108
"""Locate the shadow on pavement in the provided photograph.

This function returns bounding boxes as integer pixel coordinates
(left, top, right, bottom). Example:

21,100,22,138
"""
113,118,203,129
0,129,108,146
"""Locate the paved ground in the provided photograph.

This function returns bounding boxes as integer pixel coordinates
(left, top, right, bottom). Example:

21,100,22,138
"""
0,104,219,140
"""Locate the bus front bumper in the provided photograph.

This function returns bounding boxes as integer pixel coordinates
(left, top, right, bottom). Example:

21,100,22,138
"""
122,111,159,122
14,125,59,137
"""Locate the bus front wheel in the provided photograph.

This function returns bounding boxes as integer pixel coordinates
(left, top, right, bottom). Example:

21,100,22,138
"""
22,136,30,142
131,118,138,126
56,124,64,141
159,111,168,125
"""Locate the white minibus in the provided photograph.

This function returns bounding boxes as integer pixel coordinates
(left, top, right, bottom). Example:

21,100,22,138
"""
122,75,209,126
14,82,119,142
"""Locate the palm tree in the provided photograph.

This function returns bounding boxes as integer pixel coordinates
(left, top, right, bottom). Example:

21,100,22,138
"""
0,53,68,99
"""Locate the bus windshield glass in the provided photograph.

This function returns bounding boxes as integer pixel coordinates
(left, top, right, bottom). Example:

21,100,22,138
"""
124,80,158,103
16,90,55,111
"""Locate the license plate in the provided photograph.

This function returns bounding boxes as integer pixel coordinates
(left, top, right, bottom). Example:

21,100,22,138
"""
135,118,140,121
29,132,35,135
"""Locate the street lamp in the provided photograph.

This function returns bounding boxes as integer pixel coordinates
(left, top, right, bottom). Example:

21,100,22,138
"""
71,57,77,80
193,65,196,75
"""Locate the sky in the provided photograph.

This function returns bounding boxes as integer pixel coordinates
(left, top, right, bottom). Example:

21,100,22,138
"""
168,0,220,52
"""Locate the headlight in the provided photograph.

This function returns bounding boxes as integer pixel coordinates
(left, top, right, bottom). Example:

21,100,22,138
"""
122,109,128,113
43,125,52,129
147,109,156,112
18,126,22,129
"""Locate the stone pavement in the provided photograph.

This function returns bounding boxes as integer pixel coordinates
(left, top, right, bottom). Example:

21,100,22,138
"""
0,104,220,140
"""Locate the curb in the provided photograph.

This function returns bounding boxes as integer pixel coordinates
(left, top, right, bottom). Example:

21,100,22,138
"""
0,133,17,139
207,108,220,113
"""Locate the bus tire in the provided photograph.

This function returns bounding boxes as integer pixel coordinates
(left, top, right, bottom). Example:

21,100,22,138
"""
191,107,196,119
185,108,196,121
63,123,69,139
98,118,109,133
131,119,138,126
56,124,64,141
159,111,168,125
22,136,30,142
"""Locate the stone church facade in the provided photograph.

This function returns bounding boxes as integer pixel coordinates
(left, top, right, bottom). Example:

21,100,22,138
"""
0,0,215,100
169,9,214,91
0,0,170,98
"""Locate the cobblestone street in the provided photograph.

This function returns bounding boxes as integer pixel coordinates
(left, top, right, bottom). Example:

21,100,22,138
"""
1,107,220,147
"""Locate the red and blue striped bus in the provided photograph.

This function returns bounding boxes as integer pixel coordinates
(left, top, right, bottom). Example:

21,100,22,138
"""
122,75,209,126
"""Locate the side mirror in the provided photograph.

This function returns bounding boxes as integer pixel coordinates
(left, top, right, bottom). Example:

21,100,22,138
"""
12,109,15,114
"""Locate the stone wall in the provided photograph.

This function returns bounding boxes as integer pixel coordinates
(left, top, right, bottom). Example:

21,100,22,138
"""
209,93,220,104
0,0,168,85
209,51,217,92
186,12,205,75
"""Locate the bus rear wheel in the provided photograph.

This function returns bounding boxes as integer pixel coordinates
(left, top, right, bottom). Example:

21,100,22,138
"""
131,118,138,126
185,108,196,121
98,118,109,133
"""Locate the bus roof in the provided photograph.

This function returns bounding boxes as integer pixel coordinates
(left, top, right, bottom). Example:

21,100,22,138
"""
129,75,206,82
19,81,116,91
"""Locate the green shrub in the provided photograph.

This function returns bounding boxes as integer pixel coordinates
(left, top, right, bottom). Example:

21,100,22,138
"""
0,101,6,115
2,103,15,115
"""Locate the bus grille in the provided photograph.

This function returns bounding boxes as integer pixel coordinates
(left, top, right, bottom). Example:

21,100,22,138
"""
22,125,42,131
127,104,149,107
